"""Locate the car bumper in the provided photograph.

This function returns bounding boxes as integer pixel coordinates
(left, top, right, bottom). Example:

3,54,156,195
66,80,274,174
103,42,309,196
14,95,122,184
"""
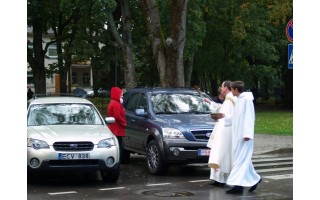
27,146,119,172
162,140,210,163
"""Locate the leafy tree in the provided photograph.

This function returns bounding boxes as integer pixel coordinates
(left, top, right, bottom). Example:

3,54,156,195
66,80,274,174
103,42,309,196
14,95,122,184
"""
28,0,116,93
27,0,56,94
192,0,292,106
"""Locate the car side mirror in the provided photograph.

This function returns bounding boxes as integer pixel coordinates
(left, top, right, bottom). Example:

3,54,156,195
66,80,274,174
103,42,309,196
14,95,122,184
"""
135,108,146,117
105,117,115,124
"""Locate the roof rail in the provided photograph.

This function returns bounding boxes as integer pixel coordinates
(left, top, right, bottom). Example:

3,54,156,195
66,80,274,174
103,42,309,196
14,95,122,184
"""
32,93,86,99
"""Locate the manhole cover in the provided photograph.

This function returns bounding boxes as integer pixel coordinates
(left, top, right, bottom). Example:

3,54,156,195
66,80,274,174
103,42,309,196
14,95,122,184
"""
142,189,194,197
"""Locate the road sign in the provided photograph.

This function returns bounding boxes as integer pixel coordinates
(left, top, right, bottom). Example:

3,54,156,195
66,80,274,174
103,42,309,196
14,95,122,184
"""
288,44,293,69
286,19,293,43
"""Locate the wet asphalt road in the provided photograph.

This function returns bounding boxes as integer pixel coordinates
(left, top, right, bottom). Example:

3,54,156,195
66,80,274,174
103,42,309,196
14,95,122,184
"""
27,154,293,200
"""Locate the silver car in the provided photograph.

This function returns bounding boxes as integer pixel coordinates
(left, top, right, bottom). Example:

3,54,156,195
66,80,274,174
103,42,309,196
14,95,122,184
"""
27,96,120,182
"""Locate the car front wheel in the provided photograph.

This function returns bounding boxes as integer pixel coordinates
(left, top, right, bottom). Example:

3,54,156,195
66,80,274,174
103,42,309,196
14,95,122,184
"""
146,140,169,175
100,165,120,183
121,148,131,164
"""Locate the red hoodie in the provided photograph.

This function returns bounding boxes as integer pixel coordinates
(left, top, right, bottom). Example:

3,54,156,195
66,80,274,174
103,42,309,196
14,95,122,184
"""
107,87,126,136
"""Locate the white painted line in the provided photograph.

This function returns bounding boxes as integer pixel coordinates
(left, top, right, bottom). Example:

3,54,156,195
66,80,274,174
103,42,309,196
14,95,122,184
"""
189,179,210,183
48,191,77,195
263,174,293,180
99,187,126,191
146,183,171,186
252,157,293,162
252,155,278,159
254,161,293,167
256,167,293,173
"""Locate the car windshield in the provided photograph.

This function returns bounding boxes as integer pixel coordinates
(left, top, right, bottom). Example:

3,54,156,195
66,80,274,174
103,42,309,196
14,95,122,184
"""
27,104,103,126
151,93,216,114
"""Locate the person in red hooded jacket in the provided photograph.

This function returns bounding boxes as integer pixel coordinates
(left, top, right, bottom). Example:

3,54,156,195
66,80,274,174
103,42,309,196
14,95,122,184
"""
107,87,127,163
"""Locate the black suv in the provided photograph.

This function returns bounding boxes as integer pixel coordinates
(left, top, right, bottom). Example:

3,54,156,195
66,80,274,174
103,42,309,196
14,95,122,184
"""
122,87,218,175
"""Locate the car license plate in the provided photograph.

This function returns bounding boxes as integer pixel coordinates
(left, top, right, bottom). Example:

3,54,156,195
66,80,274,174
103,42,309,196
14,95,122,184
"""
58,153,90,160
198,149,210,156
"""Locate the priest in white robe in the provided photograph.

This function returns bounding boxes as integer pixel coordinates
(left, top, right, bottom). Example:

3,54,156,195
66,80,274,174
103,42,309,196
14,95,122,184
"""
207,81,236,186
224,81,261,195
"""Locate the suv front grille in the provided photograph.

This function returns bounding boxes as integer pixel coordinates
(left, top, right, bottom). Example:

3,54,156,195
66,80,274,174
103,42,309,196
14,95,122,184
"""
53,142,94,151
191,129,212,141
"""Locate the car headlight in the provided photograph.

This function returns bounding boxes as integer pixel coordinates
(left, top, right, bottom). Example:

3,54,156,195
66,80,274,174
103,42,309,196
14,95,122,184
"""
27,138,49,150
163,128,185,139
98,138,116,148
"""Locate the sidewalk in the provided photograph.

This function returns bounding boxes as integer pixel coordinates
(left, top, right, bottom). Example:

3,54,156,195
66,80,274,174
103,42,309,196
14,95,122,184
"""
253,134,293,155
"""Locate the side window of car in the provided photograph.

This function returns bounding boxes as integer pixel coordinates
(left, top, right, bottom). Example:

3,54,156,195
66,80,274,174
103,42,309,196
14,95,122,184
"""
137,94,148,112
125,93,140,112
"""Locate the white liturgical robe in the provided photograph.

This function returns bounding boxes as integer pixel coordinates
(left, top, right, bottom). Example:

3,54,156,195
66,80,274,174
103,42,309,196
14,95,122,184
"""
207,92,236,183
225,92,261,187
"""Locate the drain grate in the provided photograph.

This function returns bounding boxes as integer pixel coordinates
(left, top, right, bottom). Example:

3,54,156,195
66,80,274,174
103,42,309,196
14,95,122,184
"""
141,189,194,197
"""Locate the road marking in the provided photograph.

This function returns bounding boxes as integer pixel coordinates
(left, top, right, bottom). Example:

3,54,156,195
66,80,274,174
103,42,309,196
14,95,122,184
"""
256,167,293,173
254,161,293,167
189,179,210,183
252,157,293,163
146,183,171,186
48,191,77,195
99,187,126,191
263,174,293,180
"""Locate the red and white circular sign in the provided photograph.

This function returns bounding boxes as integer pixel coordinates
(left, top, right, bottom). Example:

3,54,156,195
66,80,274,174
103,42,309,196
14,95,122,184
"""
286,19,293,43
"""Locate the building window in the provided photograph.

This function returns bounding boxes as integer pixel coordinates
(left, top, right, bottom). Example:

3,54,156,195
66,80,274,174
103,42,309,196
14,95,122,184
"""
83,72,90,86
72,72,77,84
48,44,58,58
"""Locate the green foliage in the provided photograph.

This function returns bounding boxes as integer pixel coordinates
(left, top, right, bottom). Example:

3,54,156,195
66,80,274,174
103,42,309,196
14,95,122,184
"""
193,0,292,103
184,0,207,59
28,0,293,108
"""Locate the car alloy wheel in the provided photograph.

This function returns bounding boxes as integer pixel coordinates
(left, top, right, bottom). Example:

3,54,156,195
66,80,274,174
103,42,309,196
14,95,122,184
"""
146,140,169,175
147,142,159,171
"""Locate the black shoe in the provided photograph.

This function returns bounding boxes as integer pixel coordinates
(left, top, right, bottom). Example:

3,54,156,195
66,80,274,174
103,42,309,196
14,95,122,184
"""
226,186,243,194
208,181,226,187
249,178,262,192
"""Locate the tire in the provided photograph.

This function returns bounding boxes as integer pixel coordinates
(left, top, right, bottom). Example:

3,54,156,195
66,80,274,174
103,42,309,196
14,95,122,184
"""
121,148,131,164
146,140,169,175
27,170,36,183
100,165,120,183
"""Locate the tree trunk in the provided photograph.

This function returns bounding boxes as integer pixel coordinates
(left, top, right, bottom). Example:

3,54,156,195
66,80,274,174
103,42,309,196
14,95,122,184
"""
184,51,194,87
142,0,188,87
30,15,47,94
55,36,68,94
108,1,137,90
120,0,136,89
142,0,167,87
166,0,188,87
64,51,72,93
